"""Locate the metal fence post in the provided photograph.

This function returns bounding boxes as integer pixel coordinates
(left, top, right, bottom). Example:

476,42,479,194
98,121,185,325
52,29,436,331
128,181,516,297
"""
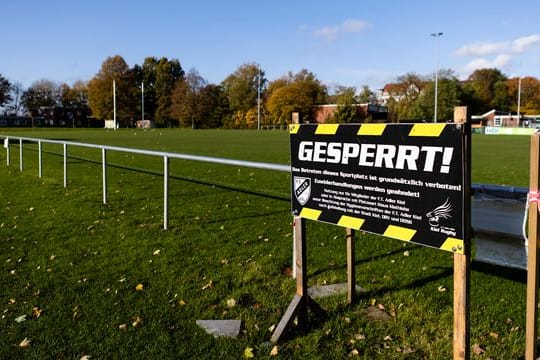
5,137,9,166
63,143,67,188
19,138,23,172
102,148,107,204
38,140,42,178
163,154,169,230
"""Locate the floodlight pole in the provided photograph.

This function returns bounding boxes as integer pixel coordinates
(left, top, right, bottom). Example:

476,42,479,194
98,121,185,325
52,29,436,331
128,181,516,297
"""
257,65,261,130
113,79,117,131
141,81,145,123
431,32,443,123
517,77,521,125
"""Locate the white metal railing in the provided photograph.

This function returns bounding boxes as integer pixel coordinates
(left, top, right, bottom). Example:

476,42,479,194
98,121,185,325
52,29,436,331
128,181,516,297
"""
1,135,291,229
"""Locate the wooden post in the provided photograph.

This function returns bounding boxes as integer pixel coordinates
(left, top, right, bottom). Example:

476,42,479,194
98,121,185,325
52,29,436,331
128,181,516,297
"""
295,216,308,325
271,216,325,343
346,228,356,304
271,216,307,342
453,111,471,360
526,133,540,360
454,254,470,359
291,112,299,279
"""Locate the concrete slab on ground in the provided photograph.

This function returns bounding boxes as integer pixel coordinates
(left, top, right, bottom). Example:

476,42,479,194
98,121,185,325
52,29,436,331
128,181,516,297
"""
308,283,366,299
196,319,242,338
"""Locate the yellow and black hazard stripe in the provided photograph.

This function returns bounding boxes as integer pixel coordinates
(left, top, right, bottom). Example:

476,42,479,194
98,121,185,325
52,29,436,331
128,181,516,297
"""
290,122,449,137
298,205,464,254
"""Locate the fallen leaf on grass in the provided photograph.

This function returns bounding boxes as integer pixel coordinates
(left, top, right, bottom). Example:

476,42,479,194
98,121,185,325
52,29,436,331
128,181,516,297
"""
243,347,254,358
437,286,447,292
80,355,91,360
281,266,292,276
489,332,499,339
18,338,31,348
226,298,236,308
132,316,143,327
384,335,393,341
152,249,161,256
472,343,485,355
201,280,213,290
403,346,415,354
178,299,186,306
270,345,279,356
135,284,144,291
349,348,360,356
15,315,26,323
118,323,127,330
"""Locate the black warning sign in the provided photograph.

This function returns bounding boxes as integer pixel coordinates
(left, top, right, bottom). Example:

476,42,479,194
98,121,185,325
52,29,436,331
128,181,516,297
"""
290,123,467,254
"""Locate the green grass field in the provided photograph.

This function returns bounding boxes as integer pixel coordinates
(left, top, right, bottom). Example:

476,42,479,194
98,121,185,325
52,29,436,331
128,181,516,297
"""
0,128,534,359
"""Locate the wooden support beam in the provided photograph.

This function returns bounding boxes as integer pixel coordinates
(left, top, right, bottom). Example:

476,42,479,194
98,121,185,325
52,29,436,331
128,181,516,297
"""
271,217,326,343
453,116,471,360
526,133,540,360
346,228,356,304
453,253,470,360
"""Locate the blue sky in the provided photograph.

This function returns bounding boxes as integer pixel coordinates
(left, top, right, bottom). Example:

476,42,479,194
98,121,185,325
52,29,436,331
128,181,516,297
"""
3,0,540,92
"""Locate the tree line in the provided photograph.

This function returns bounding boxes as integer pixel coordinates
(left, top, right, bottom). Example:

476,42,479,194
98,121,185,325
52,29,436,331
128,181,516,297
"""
1,54,539,127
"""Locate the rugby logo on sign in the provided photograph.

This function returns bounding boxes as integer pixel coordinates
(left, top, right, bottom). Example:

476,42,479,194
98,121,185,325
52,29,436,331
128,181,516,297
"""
294,177,311,205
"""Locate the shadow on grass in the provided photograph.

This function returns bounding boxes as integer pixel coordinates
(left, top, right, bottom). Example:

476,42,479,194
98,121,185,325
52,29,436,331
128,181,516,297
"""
364,266,453,300
202,209,290,225
471,260,526,283
309,244,420,278
8,138,80,145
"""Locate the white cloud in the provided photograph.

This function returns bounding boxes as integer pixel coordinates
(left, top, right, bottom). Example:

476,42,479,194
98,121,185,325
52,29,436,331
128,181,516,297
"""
341,19,369,33
313,26,340,42
511,34,540,53
456,41,508,57
457,34,540,57
313,19,369,42
463,54,512,73
457,34,540,78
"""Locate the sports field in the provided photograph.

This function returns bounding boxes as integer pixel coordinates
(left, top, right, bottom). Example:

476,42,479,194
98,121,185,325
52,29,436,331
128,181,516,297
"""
0,128,533,358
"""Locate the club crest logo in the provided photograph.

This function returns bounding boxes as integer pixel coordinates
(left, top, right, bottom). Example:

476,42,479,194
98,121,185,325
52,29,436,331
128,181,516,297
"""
294,177,311,206
426,198,452,227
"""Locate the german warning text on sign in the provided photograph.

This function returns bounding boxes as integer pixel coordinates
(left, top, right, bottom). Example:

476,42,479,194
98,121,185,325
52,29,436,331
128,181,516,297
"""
290,123,466,254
